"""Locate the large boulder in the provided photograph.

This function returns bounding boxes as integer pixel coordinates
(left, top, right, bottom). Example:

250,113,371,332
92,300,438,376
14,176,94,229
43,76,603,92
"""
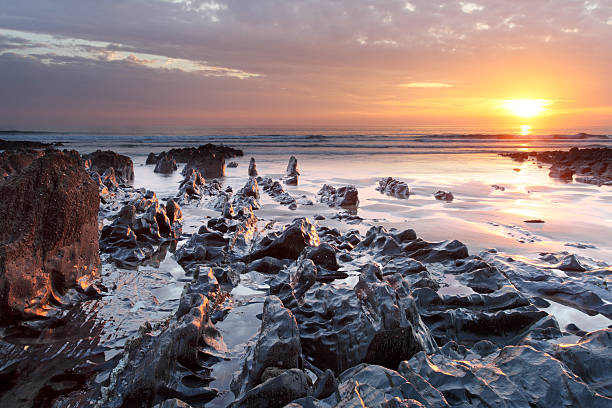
318,184,359,208
0,150,100,321
248,218,320,261
83,150,134,182
0,150,44,179
154,153,178,174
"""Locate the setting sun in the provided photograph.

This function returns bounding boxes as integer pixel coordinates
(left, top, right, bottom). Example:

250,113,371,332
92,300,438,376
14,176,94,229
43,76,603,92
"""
503,99,551,118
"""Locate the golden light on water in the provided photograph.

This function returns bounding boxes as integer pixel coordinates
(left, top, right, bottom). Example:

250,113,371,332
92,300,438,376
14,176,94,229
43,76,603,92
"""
503,99,551,117
520,125,531,135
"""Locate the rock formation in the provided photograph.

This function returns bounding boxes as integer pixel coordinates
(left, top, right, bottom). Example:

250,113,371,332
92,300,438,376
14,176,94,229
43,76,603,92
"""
0,150,100,321
83,150,134,182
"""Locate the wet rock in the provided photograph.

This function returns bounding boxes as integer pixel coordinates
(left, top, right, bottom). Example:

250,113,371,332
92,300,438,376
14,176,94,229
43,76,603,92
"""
154,153,178,174
554,329,612,398
232,368,309,408
283,155,300,185
491,184,506,191
300,243,339,271
232,296,302,395
227,161,239,168
318,184,359,208
248,218,320,261
83,150,134,182
175,226,227,269
248,157,258,177
151,143,243,163
377,177,410,198
290,363,448,408
146,152,158,165
259,177,297,208
406,342,610,407
433,191,453,202
480,251,612,319
100,198,182,266
289,263,436,373
0,150,100,321
248,257,291,274
403,239,468,262
502,147,612,185
183,152,226,179
558,254,587,272
153,398,193,408
99,279,225,407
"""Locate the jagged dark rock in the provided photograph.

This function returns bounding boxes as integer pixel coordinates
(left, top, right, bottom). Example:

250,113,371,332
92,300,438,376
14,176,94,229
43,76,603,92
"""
248,218,320,261
100,193,182,266
248,157,258,177
377,177,409,198
502,147,612,185
0,150,100,321
318,184,359,208
154,153,178,174
83,150,134,182
0,149,44,179
433,190,453,202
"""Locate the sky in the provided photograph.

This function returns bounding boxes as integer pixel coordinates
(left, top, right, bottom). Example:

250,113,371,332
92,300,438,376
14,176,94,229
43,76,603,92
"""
0,0,611,130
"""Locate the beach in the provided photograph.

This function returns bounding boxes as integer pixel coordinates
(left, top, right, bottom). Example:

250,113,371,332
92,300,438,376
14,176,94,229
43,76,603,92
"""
0,131,611,407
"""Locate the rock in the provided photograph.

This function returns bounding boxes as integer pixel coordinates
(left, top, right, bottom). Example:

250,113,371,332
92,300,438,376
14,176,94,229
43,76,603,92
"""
300,243,339,271
232,296,302,395
406,342,610,407
318,184,359,208
557,254,587,271
153,398,193,408
290,363,448,408
491,184,506,191
377,177,410,198
248,218,320,261
146,152,158,165
99,276,225,407
0,149,44,179
283,156,300,185
100,197,182,266
232,368,309,408
554,329,612,398
403,239,468,262
154,153,178,174
227,161,239,168
0,150,100,321
501,147,612,185
433,191,453,202
259,177,296,207
248,257,291,274
0,138,57,150
524,219,545,223
153,144,243,163
83,150,134,182
288,263,436,373
183,152,226,179
248,157,258,177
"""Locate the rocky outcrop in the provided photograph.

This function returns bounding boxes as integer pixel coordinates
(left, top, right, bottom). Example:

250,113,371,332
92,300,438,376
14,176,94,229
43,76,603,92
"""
148,144,243,179
273,262,437,373
83,150,134,182
248,218,320,261
0,150,100,321
259,177,297,208
284,156,299,185
154,153,178,174
318,184,359,208
248,157,258,177
231,296,303,396
98,268,225,407
502,147,612,185
0,138,59,150
0,149,44,179
434,190,453,202
100,193,182,266
377,177,409,198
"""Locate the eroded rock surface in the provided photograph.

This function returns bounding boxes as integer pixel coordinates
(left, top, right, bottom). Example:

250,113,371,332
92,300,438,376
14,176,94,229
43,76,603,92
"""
318,184,359,208
83,150,134,182
0,150,100,321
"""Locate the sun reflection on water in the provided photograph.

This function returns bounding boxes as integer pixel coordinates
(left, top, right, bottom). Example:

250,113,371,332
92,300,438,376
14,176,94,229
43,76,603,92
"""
520,125,531,135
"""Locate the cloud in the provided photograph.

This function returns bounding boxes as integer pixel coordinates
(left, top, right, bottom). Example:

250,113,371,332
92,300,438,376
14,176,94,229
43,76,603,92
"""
460,2,484,14
0,28,259,79
399,82,454,88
